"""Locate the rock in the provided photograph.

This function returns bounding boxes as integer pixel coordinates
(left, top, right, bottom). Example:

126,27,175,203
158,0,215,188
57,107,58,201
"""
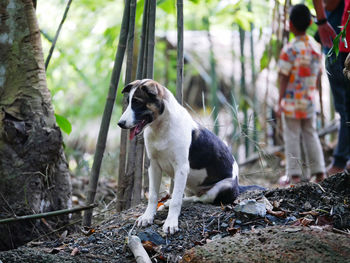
220,222,228,228
137,228,166,246
234,199,266,217
257,196,273,211
303,201,312,210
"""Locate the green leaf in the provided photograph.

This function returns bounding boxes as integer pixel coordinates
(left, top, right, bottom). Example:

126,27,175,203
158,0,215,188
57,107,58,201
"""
55,113,72,135
328,11,350,58
259,36,279,71
260,48,269,71
158,0,175,14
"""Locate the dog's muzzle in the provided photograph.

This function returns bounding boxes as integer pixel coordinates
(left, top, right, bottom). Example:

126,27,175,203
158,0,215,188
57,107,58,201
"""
118,120,127,129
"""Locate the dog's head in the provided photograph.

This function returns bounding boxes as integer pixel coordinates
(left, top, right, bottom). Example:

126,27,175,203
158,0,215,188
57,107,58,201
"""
118,79,167,140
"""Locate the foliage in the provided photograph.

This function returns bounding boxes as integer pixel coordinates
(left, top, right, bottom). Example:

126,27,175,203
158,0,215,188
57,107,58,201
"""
37,0,271,128
55,113,72,134
328,11,350,58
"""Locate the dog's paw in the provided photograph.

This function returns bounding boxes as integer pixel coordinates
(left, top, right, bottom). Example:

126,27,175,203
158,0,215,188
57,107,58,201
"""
162,218,179,234
136,212,154,227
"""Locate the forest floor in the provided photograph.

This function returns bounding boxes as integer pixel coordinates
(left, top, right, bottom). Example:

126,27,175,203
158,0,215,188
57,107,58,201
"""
0,171,350,262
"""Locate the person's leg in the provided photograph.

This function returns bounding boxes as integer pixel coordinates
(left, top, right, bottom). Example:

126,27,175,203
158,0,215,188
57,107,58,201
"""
340,53,350,172
301,115,326,181
325,53,350,172
282,115,302,181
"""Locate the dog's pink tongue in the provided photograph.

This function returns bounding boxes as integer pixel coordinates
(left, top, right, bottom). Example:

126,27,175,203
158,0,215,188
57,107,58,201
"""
129,127,137,140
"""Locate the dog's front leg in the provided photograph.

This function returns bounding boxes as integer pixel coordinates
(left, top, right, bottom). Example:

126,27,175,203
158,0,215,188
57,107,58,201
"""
163,163,189,234
137,160,161,227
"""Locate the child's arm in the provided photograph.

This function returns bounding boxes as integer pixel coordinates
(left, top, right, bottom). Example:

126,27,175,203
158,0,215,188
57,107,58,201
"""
276,73,289,118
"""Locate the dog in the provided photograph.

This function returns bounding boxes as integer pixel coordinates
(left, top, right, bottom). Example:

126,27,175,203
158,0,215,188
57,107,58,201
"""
118,79,264,234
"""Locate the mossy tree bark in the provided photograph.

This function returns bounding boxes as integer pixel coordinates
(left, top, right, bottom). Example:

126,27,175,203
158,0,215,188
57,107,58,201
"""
0,0,71,250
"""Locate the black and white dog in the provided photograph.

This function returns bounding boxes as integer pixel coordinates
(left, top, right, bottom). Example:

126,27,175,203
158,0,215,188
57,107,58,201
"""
118,79,263,234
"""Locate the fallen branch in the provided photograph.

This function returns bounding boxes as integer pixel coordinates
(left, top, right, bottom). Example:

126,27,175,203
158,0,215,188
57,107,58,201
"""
332,228,350,236
127,222,152,263
0,204,97,224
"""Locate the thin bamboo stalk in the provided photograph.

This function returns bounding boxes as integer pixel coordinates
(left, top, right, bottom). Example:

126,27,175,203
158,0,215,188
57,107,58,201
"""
45,0,73,70
136,0,149,79
0,204,97,224
123,0,149,211
176,0,184,105
143,0,156,197
205,16,219,135
146,0,156,78
129,0,149,208
248,0,258,151
132,0,156,207
83,0,131,227
239,26,249,157
117,0,137,212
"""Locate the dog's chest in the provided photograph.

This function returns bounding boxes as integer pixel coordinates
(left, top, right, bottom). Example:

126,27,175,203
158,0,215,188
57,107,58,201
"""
147,141,177,175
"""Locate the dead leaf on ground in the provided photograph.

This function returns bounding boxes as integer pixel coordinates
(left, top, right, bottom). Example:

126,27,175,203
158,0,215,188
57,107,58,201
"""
267,209,286,218
71,247,79,256
142,240,157,252
300,211,319,216
81,227,96,236
158,194,170,203
273,200,282,209
293,217,314,227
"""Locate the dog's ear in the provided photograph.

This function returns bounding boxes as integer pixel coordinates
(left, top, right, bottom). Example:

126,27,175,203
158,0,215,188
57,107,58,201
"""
141,83,158,97
122,80,140,93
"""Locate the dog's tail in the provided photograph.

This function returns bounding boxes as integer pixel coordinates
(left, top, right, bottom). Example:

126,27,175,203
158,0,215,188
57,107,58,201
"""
238,184,266,194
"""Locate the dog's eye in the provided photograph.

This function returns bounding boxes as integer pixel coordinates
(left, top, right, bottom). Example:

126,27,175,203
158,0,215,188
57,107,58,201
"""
132,98,142,105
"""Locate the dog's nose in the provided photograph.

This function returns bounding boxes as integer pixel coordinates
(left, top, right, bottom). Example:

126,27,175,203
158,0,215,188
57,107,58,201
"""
118,120,127,129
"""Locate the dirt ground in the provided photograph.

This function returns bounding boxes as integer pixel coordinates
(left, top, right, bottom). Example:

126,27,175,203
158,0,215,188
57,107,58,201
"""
0,172,349,263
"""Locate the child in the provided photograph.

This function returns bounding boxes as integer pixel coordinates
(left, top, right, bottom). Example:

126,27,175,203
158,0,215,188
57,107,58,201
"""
277,4,326,185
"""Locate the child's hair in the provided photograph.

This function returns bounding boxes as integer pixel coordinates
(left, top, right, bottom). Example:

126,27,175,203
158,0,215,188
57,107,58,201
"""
290,4,311,32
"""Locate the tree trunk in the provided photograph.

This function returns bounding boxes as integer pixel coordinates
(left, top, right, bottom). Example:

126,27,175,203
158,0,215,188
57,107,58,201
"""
0,0,71,250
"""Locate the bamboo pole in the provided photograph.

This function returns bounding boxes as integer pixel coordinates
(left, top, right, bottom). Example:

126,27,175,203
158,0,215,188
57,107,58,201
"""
45,0,73,70
204,16,219,135
132,0,156,207
239,26,249,157
129,0,149,208
146,0,156,78
122,0,149,211
0,204,97,224
83,0,131,227
117,0,137,212
248,0,258,151
136,0,149,79
142,0,156,196
176,0,184,105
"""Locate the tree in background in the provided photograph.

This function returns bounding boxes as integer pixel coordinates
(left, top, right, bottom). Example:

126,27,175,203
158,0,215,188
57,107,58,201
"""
0,0,71,250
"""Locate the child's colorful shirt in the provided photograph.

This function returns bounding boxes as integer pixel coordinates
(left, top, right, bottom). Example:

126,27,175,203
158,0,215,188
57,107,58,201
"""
278,35,321,119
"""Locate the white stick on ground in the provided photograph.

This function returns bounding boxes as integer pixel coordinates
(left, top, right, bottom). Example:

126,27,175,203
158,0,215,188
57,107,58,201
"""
127,222,152,263
128,235,152,263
